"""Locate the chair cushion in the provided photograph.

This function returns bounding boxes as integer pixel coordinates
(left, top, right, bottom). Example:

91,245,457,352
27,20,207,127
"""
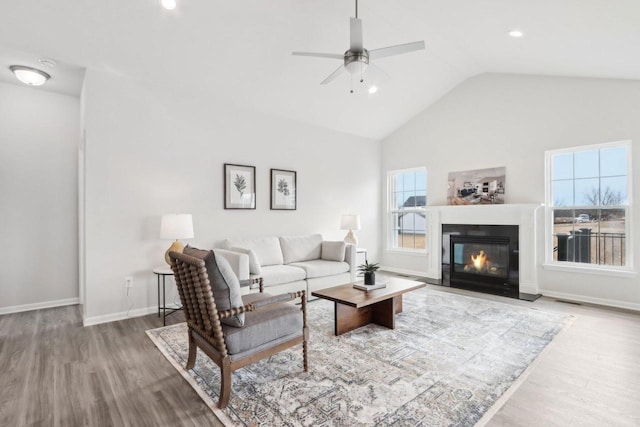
183,246,245,327
223,237,283,266
321,241,346,262
288,260,350,279
223,293,302,355
279,234,323,264
229,246,263,275
261,265,306,286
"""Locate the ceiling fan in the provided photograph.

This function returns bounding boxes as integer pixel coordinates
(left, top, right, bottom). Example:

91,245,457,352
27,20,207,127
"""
293,0,425,93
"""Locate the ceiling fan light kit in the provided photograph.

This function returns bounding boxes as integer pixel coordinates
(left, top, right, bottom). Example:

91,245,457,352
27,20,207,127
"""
292,0,425,93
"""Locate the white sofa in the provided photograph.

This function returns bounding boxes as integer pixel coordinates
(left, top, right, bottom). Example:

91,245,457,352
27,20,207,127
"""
219,234,356,299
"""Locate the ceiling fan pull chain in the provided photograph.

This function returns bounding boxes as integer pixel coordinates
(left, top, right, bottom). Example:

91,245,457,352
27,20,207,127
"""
350,75,354,94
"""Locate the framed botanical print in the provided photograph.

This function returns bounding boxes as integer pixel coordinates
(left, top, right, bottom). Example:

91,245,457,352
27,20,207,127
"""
270,169,296,210
224,164,256,209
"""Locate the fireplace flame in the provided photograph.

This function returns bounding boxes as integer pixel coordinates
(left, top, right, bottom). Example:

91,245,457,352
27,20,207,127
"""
471,250,489,272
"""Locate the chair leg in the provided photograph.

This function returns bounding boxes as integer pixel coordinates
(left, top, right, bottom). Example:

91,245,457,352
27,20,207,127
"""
218,358,232,408
303,328,309,372
186,329,197,370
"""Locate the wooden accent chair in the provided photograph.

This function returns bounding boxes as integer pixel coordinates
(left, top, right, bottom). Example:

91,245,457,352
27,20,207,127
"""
169,250,309,409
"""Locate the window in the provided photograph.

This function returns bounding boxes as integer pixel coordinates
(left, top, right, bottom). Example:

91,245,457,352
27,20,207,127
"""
388,168,427,251
545,141,632,270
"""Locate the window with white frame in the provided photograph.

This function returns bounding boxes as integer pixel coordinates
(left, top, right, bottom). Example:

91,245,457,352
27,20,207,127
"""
388,168,427,251
545,140,632,269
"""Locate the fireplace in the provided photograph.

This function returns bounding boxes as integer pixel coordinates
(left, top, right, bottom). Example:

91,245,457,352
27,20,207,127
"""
442,224,520,298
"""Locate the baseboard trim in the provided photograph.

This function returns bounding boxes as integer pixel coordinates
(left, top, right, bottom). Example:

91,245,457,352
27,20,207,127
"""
541,290,640,312
0,297,79,316
380,266,437,280
83,306,157,327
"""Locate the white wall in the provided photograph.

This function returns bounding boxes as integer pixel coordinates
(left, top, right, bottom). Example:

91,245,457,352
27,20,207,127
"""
82,69,380,324
381,73,640,308
0,82,80,312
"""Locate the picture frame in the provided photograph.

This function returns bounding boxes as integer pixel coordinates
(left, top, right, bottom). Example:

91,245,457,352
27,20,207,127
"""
270,169,296,210
447,166,506,205
224,163,256,209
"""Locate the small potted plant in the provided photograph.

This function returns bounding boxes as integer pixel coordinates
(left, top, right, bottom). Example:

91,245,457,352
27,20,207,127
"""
358,261,380,286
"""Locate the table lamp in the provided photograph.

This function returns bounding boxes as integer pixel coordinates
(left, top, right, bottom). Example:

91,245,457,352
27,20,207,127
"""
161,214,194,265
340,214,361,245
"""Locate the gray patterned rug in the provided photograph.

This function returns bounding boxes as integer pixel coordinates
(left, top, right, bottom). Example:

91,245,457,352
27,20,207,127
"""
146,288,571,426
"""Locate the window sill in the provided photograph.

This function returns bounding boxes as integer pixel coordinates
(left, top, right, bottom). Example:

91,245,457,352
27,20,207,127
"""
542,263,637,279
386,249,428,257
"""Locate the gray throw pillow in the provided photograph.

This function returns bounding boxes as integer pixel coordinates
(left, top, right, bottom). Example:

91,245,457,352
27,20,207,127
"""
321,241,347,262
183,245,245,327
229,246,263,275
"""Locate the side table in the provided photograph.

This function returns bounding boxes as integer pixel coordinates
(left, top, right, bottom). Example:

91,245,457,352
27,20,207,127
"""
153,266,182,326
356,248,368,262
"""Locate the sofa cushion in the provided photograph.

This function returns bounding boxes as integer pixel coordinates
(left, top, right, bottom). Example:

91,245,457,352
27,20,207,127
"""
279,234,323,264
223,237,283,266
229,246,263,275
288,260,350,279
321,241,346,262
183,246,245,327
223,293,302,355
261,265,306,286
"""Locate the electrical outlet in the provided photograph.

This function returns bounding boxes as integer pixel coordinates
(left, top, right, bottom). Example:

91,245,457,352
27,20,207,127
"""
124,276,134,288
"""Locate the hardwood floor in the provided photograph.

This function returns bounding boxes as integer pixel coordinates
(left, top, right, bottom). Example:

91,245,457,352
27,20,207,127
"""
1,284,638,426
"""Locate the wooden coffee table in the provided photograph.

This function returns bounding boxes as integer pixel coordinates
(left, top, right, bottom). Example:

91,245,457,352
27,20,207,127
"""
311,278,426,336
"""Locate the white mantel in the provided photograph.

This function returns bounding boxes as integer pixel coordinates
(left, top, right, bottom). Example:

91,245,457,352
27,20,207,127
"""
426,203,544,295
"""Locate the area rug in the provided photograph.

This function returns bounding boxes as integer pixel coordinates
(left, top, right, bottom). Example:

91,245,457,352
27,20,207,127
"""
146,288,571,426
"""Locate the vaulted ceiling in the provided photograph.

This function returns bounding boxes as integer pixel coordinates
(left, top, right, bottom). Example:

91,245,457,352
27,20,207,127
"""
1,0,639,139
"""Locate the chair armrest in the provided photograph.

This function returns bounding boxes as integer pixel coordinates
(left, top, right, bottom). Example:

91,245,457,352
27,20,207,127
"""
345,244,357,280
218,303,255,319
218,290,306,319
215,249,250,281
251,290,306,309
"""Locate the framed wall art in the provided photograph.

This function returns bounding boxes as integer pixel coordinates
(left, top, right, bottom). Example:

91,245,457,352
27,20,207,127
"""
224,163,256,209
270,169,296,210
447,166,506,205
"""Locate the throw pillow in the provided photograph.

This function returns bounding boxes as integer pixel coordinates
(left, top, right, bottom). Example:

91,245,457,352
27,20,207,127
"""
321,241,347,262
229,246,263,275
183,245,245,327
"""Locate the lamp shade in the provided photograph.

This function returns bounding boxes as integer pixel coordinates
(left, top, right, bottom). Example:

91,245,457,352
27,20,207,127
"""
340,214,361,230
160,214,194,240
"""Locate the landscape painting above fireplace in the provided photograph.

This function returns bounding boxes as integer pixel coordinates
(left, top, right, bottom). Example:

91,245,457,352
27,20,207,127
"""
447,166,505,205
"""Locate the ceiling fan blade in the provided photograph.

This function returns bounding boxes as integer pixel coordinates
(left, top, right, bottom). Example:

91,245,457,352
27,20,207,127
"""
350,17,363,52
368,40,425,60
292,52,344,60
320,65,346,85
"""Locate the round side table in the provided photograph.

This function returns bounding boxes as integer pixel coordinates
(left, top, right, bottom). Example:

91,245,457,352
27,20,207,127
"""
153,266,182,326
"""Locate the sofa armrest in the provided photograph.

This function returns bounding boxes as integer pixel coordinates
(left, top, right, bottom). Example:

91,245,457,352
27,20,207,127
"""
345,244,357,280
215,249,250,281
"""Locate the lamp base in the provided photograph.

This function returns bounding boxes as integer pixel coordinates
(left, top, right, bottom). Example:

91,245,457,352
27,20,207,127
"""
165,239,185,265
344,230,358,246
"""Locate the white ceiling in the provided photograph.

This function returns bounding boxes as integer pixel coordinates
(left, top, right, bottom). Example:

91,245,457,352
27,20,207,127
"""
1,0,640,139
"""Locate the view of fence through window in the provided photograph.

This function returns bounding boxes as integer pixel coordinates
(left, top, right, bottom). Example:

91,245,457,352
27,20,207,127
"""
550,143,629,267
389,168,427,250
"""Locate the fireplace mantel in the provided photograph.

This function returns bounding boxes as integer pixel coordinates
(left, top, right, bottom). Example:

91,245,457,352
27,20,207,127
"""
425,203,544,295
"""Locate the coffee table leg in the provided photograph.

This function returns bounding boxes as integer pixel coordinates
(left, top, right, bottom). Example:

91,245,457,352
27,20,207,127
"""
371,297,396,329
335,302,372,336
395,295,403,314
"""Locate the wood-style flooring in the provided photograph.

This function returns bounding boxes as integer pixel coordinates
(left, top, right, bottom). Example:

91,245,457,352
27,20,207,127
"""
1,283,638,426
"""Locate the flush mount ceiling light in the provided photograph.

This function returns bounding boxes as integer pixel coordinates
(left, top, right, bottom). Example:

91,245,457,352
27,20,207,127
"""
160,0,177,10
9,65,51,86
508,30,524,38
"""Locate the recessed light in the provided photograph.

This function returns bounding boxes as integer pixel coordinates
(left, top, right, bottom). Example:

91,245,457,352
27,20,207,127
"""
9,65,51,86
508,30,524,38
368,86,378,94
160,0,177,10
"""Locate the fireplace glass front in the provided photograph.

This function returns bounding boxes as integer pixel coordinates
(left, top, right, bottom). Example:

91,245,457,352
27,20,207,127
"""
451,238,510,279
